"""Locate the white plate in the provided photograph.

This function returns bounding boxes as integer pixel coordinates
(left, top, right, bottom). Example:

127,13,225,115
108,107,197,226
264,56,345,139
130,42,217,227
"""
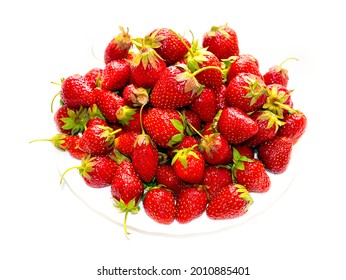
55,143,300,237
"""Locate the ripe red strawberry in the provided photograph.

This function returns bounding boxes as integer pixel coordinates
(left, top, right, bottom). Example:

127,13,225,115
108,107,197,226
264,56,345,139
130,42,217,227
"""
217,107,259,144
60,155,118,188
189,87,217,123
244,110,284,147
155,164,187,195
202,24,239,60
146,28,190,65
95,88,126,124
143,186,176,224
277,111,307,143
198,133,233,165
111,160,144,235
79,124,120,155
226,54,262,83
122,84,149,107
131,134,159,182
85,117,108,128
66,135,89,160
60,74,95,109
232,148,270,193
202,165,233,199
143,107,185,148
150,65,200,109
54,105,88,135
84,67,103,89
258,136,293,174
171,145,205,184
104,26,132,64
226,72,268,113
176,186,208,224
263,58,298,87
206,184,253,220
113,131,139,157
129,46,166,89
101,59,130,91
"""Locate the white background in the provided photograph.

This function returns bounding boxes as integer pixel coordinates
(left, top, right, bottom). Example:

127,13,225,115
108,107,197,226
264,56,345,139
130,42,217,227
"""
1,0,345,279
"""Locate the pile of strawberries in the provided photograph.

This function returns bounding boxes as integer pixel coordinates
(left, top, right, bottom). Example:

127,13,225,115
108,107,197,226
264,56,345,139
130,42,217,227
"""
32,24,307,234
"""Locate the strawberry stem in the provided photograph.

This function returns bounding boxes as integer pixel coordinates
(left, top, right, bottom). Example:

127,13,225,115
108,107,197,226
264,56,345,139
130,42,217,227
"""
123,210,130,235
279,57,299,68
187,122,204,139
191,65,223,77
59,166,80,184
50,91,61,113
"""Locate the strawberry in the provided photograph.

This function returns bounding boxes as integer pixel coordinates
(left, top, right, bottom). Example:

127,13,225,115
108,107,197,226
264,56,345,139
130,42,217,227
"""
226,72,268,113
146,28,190,66
150,65,200,109
202,24,239,60
232,148,270,193
189,87,217,123
66,135,89,160
95,88,126,124
54,105,88,135
60,155,118,188
122,84,149,107
226,54,262,83
277,111,307,143
217,107,259,144
167,135,199,158
101,59,130,91
171,145,205,184
198,132,232,165
202,165,233,199
131,134,159,182
244,110,284,147
60,74,96,109
113,131,139,157
143,107,185,148
79,124,120,155
129,46,166,89
206,184,253,220
84,67,103,89
104,26,132,64
263,58,298,87
155,164,187,195
143,186,176,224
111,160,144,235
85,117,108,128
176,186,208,224
258,136,293,174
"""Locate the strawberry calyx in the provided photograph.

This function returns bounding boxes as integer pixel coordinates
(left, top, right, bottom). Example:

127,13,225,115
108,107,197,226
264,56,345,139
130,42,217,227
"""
98,125,122,148
242,75,269,106
234,184,254,210
113,26,132,51
87,104,106,121
171,144,199,169
113,197,140,235
116,105,137,126
60,106,89,135
129,87,150,107
129,41,164,70
59,155,97,184
263,85,296,117
207,24,231,38
231,147,254,178
29,133,71,151
253,110,286,132
168,117,185,147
